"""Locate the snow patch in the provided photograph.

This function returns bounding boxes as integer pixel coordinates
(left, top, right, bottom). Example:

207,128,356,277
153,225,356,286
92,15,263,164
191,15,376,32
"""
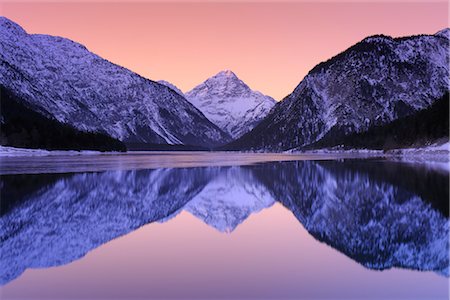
0,146,107,157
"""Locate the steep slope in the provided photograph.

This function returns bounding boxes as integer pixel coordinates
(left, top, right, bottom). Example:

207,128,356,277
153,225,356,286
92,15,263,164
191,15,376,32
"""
0,17,230,148
185,70,276,139
307,92,449,150
225,29,449,151
0,85,126,151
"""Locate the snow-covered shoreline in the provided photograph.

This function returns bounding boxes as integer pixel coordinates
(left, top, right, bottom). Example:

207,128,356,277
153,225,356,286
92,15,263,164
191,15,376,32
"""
384,143,450,172
288,142,449,156
385,142,449,156
1,142,449,160
0,146,109,157
0,144,448,175
287,142,450,171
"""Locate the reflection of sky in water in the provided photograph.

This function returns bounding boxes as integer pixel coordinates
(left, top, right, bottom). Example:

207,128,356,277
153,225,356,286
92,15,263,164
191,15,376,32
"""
2,205,448,300
0,158,448,299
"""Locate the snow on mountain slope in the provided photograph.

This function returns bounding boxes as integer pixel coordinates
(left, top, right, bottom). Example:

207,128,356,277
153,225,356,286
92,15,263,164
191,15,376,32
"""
0,17,230,147
185,70,276,139
227,30,450,151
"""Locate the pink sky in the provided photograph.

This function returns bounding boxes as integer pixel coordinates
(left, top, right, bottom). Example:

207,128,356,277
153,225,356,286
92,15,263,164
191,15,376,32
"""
1,1,448,100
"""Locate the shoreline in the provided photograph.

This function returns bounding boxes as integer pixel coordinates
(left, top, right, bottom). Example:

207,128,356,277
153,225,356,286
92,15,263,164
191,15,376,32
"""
0,145,448,175
1,143,448,157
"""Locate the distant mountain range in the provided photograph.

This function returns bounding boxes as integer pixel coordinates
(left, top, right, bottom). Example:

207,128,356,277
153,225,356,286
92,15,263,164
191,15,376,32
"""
0,16,448,151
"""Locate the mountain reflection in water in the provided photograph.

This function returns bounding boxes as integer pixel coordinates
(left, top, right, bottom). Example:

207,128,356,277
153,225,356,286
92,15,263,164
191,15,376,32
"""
0,159,448,286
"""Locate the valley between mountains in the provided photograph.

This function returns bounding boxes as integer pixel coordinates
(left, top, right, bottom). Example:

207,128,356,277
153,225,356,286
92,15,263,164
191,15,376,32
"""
0,16,448,152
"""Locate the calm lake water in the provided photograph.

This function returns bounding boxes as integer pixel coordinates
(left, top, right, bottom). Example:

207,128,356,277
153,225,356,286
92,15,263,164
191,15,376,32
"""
0,153,448,300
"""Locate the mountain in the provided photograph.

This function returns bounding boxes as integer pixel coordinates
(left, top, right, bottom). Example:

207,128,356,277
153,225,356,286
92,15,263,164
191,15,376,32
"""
225,30,450,151
0,17,230,148
185,70,276,139
157,80,185,97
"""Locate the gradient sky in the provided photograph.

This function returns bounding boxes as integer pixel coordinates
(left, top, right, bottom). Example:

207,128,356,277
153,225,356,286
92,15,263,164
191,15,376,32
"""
1,1,448,100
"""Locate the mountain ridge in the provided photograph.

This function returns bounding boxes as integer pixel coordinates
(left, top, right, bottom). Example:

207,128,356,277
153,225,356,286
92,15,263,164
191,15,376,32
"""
0,17,231,148
224,29,449,151
157,80,185,97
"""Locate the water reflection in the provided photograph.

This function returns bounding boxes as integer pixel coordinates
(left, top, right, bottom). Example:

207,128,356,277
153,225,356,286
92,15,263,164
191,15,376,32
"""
0,160,448,285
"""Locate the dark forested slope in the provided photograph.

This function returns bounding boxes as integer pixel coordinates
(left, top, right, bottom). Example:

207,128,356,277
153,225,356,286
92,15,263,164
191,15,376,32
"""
0,86,126,151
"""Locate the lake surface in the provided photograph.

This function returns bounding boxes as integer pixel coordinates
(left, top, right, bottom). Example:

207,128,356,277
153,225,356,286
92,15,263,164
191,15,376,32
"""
0,153,448,299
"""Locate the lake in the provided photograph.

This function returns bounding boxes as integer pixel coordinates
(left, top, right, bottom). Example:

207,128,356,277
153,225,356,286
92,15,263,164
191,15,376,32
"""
0,153,448,299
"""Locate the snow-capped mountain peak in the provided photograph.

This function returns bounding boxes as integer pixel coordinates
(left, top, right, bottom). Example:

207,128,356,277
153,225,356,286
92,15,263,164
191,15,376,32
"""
193,70,250,97
185,70,276,138
211,70,240,82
